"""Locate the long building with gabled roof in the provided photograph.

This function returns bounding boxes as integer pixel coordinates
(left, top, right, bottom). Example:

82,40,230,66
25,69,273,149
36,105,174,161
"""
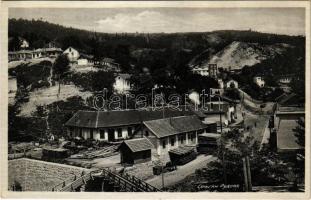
137,115,209,156
64,108,205,142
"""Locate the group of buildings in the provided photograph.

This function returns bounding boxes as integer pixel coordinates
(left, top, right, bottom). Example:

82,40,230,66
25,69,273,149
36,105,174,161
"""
9,42,131,94
9,41,120,71
64,103,236,164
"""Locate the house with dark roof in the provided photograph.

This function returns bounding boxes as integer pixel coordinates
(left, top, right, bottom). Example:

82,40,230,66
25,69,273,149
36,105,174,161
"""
203,101,236,126
65,108,199,142
119,138,154,164
95,57,121,72
140,115,208,156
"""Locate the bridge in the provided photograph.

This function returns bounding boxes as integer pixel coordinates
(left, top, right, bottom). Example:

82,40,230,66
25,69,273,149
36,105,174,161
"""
52,168,161,192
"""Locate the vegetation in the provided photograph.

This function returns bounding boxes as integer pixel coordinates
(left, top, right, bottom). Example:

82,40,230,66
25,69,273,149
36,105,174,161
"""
9,61,52,91
293,118,305,148
53,54,70,96
170,129,299,192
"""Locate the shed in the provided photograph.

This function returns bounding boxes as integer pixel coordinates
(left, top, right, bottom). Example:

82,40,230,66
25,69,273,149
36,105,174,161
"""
198,133,221,153
119,138,154,165
168,146,197,165
42,147,69,159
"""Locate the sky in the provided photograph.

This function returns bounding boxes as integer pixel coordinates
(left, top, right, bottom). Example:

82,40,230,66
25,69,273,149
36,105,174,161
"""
9,7,305,36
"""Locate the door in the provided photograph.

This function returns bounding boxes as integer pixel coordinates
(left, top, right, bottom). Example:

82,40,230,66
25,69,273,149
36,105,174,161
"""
108,129,115,141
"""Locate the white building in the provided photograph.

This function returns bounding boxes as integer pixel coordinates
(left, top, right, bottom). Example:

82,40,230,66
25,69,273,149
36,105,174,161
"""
65,109,204,142
77,54,94,66
20,39,29,49
253,76,265,88
63,47,80,62
141,116,207,156
113,74,132,94
191,64,218,78
225,79,239,89
192,66,209,76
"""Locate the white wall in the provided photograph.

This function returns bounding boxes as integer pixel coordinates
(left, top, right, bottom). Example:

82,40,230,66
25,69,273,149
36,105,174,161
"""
77,59,88,66
254,77,265,88
69,126,134,141
113,76,131,94
64,47,79,62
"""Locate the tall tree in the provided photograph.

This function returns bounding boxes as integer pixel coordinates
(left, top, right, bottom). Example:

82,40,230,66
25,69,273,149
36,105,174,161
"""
53,54,70,96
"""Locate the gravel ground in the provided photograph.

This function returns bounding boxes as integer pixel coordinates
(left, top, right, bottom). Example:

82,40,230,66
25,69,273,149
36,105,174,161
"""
146,154,216,189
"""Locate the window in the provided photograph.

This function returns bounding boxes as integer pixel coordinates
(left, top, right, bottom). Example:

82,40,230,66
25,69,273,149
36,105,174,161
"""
100,130,105,139
170,137,175,146
188,133,191,140
145,130,149,137
117,128,122,138
127,127,132,136
162,140,166,149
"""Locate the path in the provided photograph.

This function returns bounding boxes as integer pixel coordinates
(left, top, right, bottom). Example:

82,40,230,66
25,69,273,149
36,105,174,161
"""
146,154,216,188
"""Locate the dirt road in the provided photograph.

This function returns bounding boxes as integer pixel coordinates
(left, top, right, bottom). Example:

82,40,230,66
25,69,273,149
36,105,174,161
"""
146,154,216,188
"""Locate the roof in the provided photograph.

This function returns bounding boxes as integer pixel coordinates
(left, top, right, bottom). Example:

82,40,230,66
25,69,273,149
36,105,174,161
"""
102,57,115,63
169,146,196,155
199,133,221,139
117,73,132,80
277,119,303,151
79,53,94,60
65,108,196,128
143,115,207,138
122,138,153,152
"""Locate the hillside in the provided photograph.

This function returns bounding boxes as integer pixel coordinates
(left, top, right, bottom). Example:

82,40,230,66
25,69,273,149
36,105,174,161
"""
191,41,292,70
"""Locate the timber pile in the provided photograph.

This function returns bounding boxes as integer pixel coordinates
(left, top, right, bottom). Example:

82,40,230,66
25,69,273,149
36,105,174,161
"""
70,144,120,159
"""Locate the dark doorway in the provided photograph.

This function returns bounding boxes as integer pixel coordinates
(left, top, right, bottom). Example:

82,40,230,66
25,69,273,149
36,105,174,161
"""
108,129,115,141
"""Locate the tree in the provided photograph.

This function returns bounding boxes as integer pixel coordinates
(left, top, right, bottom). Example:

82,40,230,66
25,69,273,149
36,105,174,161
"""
53,54,70,96
293,117,305,148
91,71,115,93
200,129,289,190
9,36,21,51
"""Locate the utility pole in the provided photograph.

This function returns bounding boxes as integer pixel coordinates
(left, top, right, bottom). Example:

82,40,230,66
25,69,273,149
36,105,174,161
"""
242,157,249,191
242,156,252,191
246,156,252,191
222,150,227,185
161,165,165,189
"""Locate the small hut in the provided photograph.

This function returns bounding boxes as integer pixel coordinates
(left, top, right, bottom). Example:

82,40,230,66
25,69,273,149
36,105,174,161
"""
119,138,153,165
197,133,221,154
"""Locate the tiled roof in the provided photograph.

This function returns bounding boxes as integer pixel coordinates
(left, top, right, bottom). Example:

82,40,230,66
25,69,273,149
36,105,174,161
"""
65,108,197,128
143,115,207,138
123,138,153,152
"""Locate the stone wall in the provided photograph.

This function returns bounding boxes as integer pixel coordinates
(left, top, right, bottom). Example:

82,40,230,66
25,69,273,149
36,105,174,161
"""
8,158,88,191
